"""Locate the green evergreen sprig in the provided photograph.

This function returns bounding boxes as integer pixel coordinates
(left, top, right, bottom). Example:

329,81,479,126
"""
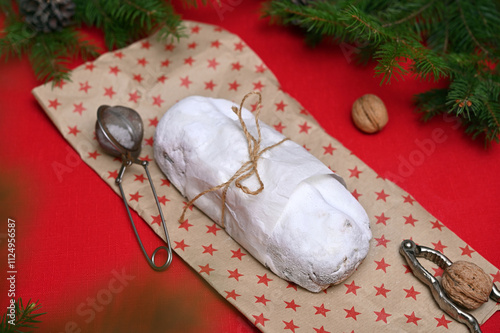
0,0,184,85
263,0,500,145
0,298,46,333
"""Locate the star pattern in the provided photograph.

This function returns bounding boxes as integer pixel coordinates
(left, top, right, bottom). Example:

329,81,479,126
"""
37,22,483,333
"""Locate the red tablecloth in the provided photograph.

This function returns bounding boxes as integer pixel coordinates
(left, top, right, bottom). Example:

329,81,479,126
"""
1,1,498,332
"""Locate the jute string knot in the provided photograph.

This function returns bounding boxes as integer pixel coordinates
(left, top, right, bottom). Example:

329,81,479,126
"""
179,91,289,228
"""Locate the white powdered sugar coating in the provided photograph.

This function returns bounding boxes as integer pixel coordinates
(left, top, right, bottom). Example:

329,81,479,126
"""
153,96,372,292
107,124,135,149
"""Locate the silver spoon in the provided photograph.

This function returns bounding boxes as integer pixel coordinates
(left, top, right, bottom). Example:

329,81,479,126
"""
96,105,173,271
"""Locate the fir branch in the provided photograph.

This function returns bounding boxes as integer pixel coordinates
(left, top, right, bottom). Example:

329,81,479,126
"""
0,298,46,333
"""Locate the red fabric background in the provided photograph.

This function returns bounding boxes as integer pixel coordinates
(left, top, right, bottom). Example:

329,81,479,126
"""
0,1,498,332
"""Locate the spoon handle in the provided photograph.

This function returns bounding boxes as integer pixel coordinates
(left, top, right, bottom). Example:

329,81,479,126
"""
116,161,173,271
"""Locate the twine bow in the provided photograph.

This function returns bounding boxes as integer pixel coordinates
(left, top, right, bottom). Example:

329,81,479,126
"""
179,91,289,228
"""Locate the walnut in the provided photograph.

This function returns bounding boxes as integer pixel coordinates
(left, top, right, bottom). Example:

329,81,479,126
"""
441,261,493,310
351,94,388,133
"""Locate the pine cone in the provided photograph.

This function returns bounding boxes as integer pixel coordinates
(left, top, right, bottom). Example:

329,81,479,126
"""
18,0,75,33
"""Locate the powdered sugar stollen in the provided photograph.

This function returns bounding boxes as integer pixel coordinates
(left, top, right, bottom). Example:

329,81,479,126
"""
32,20,499,332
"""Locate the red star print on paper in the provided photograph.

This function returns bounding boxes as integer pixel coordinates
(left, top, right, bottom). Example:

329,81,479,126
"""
228,268,243,281
234,41,245,51
141,155,153,162
431,220,444,231
402,194,415,204
104,87,116,98
174,239,189,251
157,75,167,83
79,81,91,93
204,80,216,91
255,294,270,305
114,51,124,59
257,274,273,286
109,66,120,75
108,170,118,179
228,80,240,91
202,244,217,256
374,308,391,323
351,189,362,200
231,248,246,260
435,315,452,328
184,56,195,66
432,240,447,253
275,100,287,112
141,41,151,49
129,191,143,202
344,306,361,320
148,117,159,127
460,245,475,257
231,61,242,70
404,214,418,227
157,195,169,205
432,266,444,277
73,103,86,115
314,304,331,317
161,59,170,67
188,42,197,49
180,76,192,88
207,58,219,70
274,122,286,133
133,74,143,83
375,258,390,272
183,202,194,211
152,95,165,107
348,166,362,178
199,264,214,275
253,313,269,327
48,98,61,110
375,234,390,247
191,25,200,33
405,312,421,326
253,81,264,91
129,91,140,103
284,299,301,311
211,40,221,48
404,286,421,300
84,62,95,71
286,283,298,291
490,270,500,283
323,143,335,155
403,264,412,274
164,43,175,51
344,280,361,295
68,126,80,136
225,289,240,300
374,283,391,297
375,189,389,201
299,121,312,133
206,223,221,235
178,219,193,231
88,151,101,159
151,215,162,226
53,80,66,89
161,178,170,187
134,174,146,183
255,64,266,73
283,320,299,332
144,137,154,146
314,327,330,333
137,57,148,66
375,213,390,225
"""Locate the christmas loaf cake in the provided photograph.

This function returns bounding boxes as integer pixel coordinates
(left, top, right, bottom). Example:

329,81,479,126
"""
153,95,371,292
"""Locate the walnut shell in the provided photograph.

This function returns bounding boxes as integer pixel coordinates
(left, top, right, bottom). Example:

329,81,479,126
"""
351,94,388,133
442,261,493,310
